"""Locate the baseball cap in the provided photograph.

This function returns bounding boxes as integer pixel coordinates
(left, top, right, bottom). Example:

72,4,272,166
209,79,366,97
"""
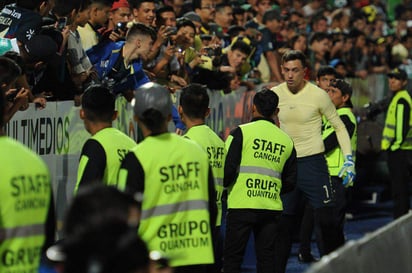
133,82,172,119
387,68,408,81
111,0,129,11
24,34,58,63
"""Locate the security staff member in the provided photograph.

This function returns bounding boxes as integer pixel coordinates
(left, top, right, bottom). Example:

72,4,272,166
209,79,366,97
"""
178,83,226,271
223,89,297,273
323,79,357,249
75,85,136,192
381,68,412,219
117,82,217,272
0,87,55,273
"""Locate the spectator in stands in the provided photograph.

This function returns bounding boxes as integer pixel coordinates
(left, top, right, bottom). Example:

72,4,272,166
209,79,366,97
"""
0,55,29,122
308,32,331,80
213,3,233,34
100,0,132,42
87,23,156,99
192,40,252,91
129,0,156,26
2,50,47,110
330,9,350,33
78,0,112,51
37,0,91,101
245,0,272,29
146,6,187,89
145,4,177,62
259,9,284,83
302,0,322,18
232,6,246,27
193,0,216,34
164,0,185,17
0,0,52,44
66,1,97,97
311,14,328,33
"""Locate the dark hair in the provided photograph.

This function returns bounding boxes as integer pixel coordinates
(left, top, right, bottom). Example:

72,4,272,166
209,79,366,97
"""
180,83,209,119
253,89,279,118
192,0,201,10
309,32,331,45
126,22,157,42
282,50,307,67
64,184,140,237
16,0,47,10
90,0,112,5
311,14,327,27
128,0,155,9
317,65,337,79
63,221,150,273
139,108,166,134
54,0,90,16
176,17,196,32
0,56,22,91
156,5,175,25
81,85,115,123
3,51,26,75
231,40,252,56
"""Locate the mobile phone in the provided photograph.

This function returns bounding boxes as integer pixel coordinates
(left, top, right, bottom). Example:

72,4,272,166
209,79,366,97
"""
115,22,127,33
57,17,67,31
167,26,177,35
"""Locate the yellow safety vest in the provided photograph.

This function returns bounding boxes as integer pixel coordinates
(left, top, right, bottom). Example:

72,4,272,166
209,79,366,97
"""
0,137,52,273
75,127,136,191
132,133,214,267
184,125,225,226
322,107,357,176
226,120,294,210
382,90,412,151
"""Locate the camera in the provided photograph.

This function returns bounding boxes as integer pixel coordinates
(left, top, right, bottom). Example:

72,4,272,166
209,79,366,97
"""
203,47,222,57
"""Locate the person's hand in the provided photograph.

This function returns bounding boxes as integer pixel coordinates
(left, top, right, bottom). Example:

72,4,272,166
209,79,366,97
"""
14,88,30,111
170,75,187,87
220,66,236,73
108,30,124,42
33,97,47,109
163,44,175,61
338,155,355,187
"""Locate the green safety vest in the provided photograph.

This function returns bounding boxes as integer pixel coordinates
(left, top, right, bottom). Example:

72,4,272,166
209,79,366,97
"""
75,127,136,191
0,137,52,273
226,120,294,210
131,133,214,267
184,125,225,226
322,107,357,176
382,90,412,151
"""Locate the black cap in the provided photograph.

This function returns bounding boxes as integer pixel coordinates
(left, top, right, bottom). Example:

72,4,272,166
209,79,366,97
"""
387,68,408,81
24,34,58,63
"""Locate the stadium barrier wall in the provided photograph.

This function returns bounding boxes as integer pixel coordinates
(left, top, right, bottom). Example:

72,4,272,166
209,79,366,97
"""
306,212,412,273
